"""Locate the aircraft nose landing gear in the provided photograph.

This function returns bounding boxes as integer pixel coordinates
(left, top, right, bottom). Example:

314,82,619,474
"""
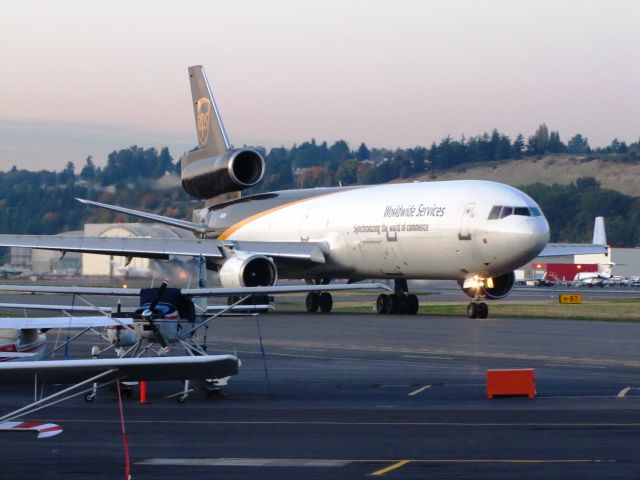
467,301,488,319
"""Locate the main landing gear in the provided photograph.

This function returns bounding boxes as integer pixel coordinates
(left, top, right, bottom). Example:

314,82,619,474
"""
375,279,419,315
305,291,333,313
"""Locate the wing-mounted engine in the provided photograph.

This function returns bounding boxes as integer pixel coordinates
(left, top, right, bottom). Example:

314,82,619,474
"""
219,251,278,288
460,271,515,299
181,147,265,200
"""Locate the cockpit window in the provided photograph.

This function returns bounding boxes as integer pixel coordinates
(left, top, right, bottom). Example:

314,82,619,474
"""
499,206,513,219
488,206,502,220
489,205,542,220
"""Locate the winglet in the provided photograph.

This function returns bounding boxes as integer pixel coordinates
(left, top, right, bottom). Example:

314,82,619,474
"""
593,216,607,245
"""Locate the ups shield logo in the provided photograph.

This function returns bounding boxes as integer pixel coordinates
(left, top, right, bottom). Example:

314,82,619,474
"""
196,98,211,147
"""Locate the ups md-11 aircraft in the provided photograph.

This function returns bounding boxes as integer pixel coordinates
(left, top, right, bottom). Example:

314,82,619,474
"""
0,66,607,318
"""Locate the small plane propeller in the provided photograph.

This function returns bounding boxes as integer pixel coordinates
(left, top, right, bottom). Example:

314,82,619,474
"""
141,279,170,349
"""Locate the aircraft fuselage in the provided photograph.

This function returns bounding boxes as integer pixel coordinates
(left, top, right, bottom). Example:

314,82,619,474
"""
200,179,549,281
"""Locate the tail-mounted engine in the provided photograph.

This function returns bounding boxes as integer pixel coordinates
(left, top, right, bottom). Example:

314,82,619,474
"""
460,271,515,300
219,252,278,288
181,147,265,200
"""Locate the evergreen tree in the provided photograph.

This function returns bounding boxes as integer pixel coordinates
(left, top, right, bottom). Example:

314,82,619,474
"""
80,156,96,181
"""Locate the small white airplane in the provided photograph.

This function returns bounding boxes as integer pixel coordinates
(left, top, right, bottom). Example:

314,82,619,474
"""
0,66,607,319
0,281,388,359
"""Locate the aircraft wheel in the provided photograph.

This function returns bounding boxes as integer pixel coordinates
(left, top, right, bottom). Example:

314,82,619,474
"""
84,393,95,403
177,394,188,403
385,294,400,314
305,292,319,313
376,294,388,314
477,302,489,319
319,292,333,313
407,294,419,315
467,303,478,319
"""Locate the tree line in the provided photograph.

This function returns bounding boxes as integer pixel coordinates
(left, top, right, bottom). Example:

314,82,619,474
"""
0,125,638,252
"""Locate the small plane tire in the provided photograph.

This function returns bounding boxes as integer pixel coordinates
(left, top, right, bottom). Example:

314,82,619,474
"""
319,292,333,313
376,294,388,314
467,303,478,319
305,292,319,313
407,294,419,315
177,394,187,403
477,302,489,319
84,393,95,403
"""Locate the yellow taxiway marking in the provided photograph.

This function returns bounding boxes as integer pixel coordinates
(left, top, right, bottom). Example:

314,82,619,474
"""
371,460,410,476
617,387,631,398
408,385,431,396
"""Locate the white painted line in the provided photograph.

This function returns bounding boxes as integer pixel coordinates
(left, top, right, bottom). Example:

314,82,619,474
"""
403,354,454,360
137,458,351,467
408,385,432,396
617,387,631,398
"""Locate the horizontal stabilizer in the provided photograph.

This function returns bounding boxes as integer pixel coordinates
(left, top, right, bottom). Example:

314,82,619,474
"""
0,354,239,385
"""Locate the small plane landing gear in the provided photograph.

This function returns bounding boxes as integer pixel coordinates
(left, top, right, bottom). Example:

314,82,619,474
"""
467,301,489,319
305,292,333,313
376,280,419,315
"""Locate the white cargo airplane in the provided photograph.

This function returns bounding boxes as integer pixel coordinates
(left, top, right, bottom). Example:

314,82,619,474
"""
0,66,607,318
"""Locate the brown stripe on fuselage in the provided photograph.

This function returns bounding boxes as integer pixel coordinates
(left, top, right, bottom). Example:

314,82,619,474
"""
214,187,359,240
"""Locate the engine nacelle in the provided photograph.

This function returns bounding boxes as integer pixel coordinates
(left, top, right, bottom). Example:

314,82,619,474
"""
181,147,265,199
460,271,515,300
219,252,278,288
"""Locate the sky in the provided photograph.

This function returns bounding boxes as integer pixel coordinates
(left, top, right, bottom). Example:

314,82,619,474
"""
1,0,639,171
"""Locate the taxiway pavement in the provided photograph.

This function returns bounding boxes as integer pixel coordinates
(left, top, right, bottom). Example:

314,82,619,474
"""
1,312,639,479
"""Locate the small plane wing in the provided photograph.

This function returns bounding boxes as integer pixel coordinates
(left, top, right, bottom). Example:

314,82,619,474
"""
0,421,62,439
0,316,131,330
180,283,392,297
0,303,112,313
0,355,239,385
0,283,390,297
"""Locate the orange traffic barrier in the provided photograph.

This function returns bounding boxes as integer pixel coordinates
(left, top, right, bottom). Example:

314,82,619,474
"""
486,369,535,398
139,381,148,404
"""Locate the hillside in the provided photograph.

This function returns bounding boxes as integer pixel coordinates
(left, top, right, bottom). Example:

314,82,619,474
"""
411,155,640,196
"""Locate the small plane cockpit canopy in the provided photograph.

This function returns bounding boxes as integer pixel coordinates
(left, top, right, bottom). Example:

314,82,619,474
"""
488,206,542,220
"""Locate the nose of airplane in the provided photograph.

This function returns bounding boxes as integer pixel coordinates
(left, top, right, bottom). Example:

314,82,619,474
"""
508,217,550,258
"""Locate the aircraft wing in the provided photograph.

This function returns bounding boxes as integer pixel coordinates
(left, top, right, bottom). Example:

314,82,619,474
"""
0,235,224,260
0,355,239,385
0,421,62,439
0,235,328,265
0,316,131,330
537,243,608,257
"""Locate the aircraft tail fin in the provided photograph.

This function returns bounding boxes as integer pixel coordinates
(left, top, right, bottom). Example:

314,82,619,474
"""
183,65,231,170
592,217,607,245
